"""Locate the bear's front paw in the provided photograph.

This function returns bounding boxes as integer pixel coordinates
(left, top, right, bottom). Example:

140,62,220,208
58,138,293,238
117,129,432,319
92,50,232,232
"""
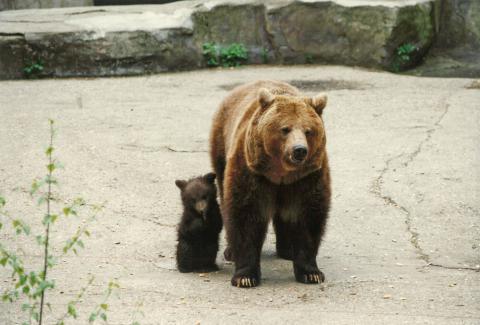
295,268,325,284
231,275,259,288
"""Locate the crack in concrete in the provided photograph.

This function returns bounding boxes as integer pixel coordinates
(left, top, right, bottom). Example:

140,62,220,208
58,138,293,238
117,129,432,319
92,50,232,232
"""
369,96,478,271
428,263,479,272
165,146,207,153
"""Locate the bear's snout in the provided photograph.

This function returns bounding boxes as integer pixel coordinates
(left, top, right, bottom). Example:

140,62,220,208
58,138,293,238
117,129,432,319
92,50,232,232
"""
292,145,308,163
195,200,207,215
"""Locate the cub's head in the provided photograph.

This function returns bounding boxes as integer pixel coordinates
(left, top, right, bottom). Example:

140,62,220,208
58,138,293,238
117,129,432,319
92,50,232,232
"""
246,88,328,178
175,173,216,216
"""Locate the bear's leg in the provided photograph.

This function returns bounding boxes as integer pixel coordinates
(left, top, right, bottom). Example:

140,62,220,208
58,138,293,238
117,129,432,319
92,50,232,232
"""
224,192,268,288
273,214,293,260
229,218,268,288
291,217,326,284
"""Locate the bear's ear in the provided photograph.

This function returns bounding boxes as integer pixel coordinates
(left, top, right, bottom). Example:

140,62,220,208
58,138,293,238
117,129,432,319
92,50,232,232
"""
175,179,187,190
204,172,216,184
308,93,328,115
258,88,275,109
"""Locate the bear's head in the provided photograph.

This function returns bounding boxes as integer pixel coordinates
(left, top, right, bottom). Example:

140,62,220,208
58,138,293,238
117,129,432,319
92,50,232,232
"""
175,173,217,217
245,88,327,184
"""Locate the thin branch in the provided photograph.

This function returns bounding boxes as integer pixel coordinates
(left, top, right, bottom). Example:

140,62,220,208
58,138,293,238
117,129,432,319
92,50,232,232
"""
39,120,54,325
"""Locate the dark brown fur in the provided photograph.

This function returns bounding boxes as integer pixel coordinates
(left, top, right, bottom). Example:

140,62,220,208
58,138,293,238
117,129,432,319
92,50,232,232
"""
210,80,331,287
175,173,222,273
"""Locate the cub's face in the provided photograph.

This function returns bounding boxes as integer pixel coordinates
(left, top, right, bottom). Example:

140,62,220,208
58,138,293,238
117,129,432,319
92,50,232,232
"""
256,89,327,172
175,173,216,217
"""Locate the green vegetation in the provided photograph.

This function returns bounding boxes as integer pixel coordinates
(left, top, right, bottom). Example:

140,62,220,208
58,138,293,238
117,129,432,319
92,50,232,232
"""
305,54,314,64
392,43,418,72
202,42,248,68
0,120,132,324
261,48,269,64
23,60,44,78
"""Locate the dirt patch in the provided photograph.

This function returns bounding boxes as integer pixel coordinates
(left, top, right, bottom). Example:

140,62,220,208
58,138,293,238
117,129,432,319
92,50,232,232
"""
287,79,370,91
219,79,370,92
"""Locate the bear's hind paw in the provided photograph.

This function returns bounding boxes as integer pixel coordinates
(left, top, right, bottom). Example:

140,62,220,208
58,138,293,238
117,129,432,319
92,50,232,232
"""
231,276,258,288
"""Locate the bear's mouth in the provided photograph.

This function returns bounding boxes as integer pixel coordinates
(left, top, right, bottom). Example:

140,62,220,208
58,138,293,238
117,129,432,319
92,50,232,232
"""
285,154,306,168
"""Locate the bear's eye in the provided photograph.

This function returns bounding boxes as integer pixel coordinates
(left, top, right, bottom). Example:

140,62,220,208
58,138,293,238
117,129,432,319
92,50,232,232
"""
281,127,291,135
305,128,312,136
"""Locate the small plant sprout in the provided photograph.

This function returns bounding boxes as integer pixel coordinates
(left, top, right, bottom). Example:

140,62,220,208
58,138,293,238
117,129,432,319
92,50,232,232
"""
23,60,44,78
0,120,120,325
392,43,418,72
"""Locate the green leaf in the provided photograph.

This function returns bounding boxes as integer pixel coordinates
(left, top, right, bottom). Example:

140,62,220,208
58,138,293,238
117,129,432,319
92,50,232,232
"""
68,304,77,318
100,303,108,310
0,257,7,266
29,272,38,286
22,285,30,294
45,146,54,155
19,274,27,286
47,163,56,173
100,313,107,321
36,235,45,245
0,196,5,207
63,207,71,216
89,313,97,323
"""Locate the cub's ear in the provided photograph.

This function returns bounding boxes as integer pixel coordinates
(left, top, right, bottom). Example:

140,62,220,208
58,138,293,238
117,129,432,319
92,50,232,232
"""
308,93,328,115
204,172,216,184
258,88,275,109
175,180,187,190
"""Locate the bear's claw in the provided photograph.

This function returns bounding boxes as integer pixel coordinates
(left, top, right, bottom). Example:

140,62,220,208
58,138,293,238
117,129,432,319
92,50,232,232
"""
231,276,258,288
298,270,325,284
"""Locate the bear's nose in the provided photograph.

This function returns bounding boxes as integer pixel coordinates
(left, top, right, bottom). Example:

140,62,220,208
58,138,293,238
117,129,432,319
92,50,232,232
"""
292,145,308,162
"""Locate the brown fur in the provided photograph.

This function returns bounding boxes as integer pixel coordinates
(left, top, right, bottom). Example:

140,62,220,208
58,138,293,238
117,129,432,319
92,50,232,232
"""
210,80,331,288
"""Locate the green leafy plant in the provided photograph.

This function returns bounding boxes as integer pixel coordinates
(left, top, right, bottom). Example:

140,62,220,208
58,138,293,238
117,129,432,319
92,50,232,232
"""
261,48,269,64
392,43,418,72
202,42,248,68
220,43,248,67
0,120,119,325
202,42,220,67
23,60,44,78
305,54,314,64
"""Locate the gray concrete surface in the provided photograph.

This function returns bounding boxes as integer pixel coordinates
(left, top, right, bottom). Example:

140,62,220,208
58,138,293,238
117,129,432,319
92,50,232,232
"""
0,65,479,324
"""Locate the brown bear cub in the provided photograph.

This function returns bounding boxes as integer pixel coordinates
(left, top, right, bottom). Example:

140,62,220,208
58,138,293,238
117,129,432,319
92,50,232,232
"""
175,173,222,273
210,80,331,288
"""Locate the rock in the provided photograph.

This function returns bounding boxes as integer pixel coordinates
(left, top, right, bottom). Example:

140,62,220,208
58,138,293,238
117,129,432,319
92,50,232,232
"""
0,35,26,79
266,1,434,70
192,3,272,64
408,0,480,77
0,0,93,11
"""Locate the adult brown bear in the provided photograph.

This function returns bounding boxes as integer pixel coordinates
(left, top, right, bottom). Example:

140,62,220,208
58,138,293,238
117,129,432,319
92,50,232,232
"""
210,80,331,288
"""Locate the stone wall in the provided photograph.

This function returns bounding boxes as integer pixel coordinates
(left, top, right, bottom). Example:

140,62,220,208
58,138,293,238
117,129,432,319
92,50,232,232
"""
0,0,93,10
0,0,449,79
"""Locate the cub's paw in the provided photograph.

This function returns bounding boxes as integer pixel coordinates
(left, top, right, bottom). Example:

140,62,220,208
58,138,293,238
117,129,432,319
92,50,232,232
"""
231,275,259,288
295,269,325,284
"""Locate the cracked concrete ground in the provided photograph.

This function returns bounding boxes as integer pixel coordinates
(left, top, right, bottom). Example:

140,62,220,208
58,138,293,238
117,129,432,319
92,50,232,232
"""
0,66,479,324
